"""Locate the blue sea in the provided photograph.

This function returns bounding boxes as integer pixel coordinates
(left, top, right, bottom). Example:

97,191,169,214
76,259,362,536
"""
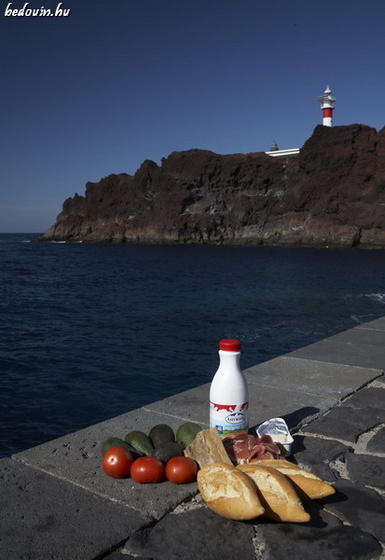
1,233,385,458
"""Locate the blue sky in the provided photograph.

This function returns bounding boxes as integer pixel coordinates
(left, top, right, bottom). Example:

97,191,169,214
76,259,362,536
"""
1,0,385,233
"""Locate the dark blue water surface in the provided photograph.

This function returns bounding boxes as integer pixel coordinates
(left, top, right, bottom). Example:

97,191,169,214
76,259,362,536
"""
1,233,385,457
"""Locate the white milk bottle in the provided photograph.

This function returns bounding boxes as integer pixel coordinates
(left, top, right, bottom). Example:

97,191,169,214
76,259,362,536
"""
209,339,249,436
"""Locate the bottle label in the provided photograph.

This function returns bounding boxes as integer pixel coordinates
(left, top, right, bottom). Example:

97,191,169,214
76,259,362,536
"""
210,401,248,437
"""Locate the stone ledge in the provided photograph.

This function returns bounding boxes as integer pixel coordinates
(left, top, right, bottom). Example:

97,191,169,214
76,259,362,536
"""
0,458,149,560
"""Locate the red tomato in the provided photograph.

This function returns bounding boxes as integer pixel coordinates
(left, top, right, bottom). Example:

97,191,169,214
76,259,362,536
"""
130,456,165,483
101,446,133,479
165,456,198,484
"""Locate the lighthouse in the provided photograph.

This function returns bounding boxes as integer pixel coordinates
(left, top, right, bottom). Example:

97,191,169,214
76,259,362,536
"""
317,85,335,126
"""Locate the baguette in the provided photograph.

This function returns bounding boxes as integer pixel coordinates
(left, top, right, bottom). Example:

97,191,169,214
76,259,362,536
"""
184,428,233,468
238,464,311,523
197,463,265,520
256,459,336,500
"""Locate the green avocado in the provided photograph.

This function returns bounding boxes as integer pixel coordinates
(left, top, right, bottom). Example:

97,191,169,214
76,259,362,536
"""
176,422,203,448
124,430,154,456
101,436,144,459
100,437,132,456
149,424,175,448
153,441,184,463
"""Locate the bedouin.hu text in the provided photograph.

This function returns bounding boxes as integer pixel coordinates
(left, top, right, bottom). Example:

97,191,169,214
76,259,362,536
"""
4,2,71,17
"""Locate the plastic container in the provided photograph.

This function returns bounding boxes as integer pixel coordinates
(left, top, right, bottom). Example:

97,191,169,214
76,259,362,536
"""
256,417,294,456
209,339,249,437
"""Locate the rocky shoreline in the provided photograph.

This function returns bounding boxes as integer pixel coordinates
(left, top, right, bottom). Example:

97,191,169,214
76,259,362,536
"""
41,123,385,248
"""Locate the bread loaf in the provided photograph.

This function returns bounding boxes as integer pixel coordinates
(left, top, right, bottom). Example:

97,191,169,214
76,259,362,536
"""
184,428,233,468
238,464,311,523
256,459,336,500
197,463,265,520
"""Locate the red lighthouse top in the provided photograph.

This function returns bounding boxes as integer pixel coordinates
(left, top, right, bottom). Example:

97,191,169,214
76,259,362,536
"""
316,85,335,126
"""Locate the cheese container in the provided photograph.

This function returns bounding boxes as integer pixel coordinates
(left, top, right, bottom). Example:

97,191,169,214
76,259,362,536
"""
256,417,294,456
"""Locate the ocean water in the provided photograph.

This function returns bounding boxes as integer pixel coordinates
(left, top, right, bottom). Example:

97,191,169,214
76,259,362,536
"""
1,233,385,458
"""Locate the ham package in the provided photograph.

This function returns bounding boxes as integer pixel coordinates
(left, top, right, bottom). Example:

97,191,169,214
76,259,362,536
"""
223,432,281,465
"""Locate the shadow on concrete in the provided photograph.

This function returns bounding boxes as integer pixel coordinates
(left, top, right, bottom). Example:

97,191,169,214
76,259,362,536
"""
282,407,320,430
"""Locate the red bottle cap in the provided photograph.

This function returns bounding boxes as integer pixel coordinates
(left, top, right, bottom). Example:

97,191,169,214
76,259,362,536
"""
219,339,241,352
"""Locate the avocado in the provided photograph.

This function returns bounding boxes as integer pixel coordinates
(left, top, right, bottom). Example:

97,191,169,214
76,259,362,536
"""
176,422,203,448
101,436,145,459
100,437,133,456
149,424,175,448
124,430,154,456
153,441,184,463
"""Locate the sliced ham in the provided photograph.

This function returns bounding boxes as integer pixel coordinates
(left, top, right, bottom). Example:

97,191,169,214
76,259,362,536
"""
222,432,281,465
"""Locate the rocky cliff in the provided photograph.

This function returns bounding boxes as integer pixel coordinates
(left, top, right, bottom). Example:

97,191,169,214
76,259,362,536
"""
41,124,385,247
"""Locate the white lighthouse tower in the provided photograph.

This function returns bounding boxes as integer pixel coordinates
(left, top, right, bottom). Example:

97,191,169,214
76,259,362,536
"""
317,85,335,126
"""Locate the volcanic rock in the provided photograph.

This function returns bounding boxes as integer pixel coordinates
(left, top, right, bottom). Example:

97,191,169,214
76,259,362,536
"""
41,124,385,247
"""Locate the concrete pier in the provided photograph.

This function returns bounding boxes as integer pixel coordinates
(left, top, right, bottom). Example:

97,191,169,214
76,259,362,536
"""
1,317,385,559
